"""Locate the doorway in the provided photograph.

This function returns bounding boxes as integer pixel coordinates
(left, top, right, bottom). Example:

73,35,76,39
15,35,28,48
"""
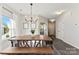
48,20,56,38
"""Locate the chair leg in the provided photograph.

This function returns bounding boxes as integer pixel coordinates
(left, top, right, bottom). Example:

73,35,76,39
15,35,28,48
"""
35,41,41,47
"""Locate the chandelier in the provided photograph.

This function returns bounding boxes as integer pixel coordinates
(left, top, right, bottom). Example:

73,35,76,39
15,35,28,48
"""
24,3,38,35
25,3,38,23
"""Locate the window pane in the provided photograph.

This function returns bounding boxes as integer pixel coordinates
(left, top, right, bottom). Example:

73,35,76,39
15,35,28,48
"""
2,16,11,35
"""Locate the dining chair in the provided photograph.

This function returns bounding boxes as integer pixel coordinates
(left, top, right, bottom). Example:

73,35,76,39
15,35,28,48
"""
15,40,30,47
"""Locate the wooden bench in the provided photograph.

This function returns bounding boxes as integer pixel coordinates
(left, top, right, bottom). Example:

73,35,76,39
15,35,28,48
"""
0,47,53,55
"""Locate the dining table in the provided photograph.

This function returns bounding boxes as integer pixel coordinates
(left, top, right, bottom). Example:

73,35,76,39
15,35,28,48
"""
0,35,53,55
9,35,52,47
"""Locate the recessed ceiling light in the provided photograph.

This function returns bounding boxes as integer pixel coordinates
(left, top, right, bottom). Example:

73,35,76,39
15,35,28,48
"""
55,10,64,15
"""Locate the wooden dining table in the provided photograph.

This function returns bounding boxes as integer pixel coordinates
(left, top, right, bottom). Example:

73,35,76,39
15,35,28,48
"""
10,35,52,41
9,35,52,47
0,35,53,55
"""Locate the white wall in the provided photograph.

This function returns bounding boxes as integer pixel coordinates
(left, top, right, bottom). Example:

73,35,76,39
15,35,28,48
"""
0,5,2,50
15,14,25,36
56,7,79,49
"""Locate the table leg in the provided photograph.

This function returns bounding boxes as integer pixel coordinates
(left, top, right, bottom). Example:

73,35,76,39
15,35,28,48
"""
25,40,30,47
17,40,19,47
11,41,13,47
35,40,41,47
30,41,32,47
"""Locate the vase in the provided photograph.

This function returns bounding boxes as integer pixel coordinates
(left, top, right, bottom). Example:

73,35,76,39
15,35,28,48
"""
31,30,35,37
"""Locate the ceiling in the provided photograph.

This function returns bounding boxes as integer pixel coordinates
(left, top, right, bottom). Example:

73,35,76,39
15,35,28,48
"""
4,3,79,19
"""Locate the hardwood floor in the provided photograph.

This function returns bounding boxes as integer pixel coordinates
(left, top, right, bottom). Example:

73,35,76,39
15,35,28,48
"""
53,38,79,55
0,47,53,55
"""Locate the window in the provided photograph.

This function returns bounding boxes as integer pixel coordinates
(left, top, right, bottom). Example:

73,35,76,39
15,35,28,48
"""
1,15,16,39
